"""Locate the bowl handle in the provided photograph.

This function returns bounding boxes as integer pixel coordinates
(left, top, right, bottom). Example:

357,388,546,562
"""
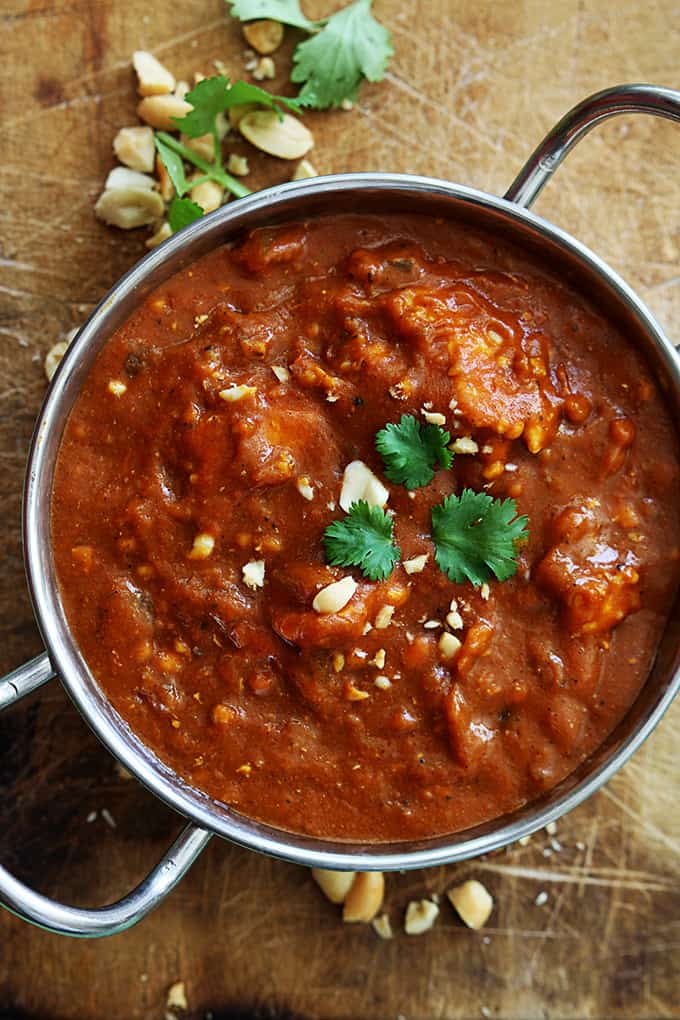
505,83,680,208
0,653,212,937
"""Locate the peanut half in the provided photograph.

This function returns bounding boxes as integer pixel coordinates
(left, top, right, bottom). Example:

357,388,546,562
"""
312,868,356,905
239,110,314,160
137,94,192,131
133,50,175,97
113,125,156,173
343,872,385,923
243,19,284,54
447,879,494,929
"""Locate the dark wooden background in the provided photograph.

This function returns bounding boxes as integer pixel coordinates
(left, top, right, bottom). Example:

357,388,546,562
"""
1,1,679,1018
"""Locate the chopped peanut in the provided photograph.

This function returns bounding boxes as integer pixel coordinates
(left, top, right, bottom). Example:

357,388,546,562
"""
451,435,479,455
404,899,440,934
446,610,464,630
146,221,172,249
312,868,356,904
239,110,314,160
438,632,462,659
296,476,315,501
44,338,71,382
95,186,164,229
374,604,395,629
403,554,428,575
166,980,188,1010
190,178,224,213
242,559,265,589
343,872,385,923
271,364,290,383
132,51,175,97
137,94,193,131
227,153,250,176
252,56,276,80
107,379,127,396
292,159,318,181
312,577,358,614
447,879,494,929
219,384,257,402
340,460,389,512
422,409,446,426
188,532,215,560
243,19,284,54
372,913,394,939
113,125,156,172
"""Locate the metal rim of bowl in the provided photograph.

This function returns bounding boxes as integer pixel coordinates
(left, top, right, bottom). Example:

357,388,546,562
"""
23,171,680,871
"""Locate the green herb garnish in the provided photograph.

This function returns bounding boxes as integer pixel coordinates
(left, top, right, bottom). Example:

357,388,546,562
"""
431,489,529,586
228,0,393,109
229,0,315,30
154,76,301,217
323,500,400,581
375,414,452,490
167,196,205,232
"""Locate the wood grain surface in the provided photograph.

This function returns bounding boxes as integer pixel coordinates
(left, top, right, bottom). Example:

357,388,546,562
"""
1,1,679,1018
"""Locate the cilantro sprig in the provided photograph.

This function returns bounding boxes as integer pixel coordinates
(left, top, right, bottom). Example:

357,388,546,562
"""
229,0,315,30
376,414,452,490
431,490,529,586
228,0,393,109
154,76,303,229
323,501,400,581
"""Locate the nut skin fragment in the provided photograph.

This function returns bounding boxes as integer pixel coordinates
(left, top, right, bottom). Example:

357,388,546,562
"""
312,868,356,904
239,110,314,160
133,51,176,97
113,125,156,172
343,872,385,923
447,879,494,929
404,899,440,934
243,18,284,54
137,94,193,131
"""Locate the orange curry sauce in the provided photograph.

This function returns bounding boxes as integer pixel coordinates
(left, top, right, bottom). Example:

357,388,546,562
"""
52,215,680,840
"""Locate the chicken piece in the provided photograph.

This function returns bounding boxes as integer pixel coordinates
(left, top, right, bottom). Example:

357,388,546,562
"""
383,284,563,451
536,501,641,635
269,564,408,649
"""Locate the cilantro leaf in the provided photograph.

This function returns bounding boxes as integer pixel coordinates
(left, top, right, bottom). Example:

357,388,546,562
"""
228,0,315,31
431,489,529,586
291,0,393,108
173,75,301,138
154,136,190,197
323,500,400,581
375,414,452,490
168,196,205,233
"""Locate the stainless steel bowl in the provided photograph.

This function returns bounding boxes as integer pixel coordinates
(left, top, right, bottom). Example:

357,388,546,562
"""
2,84,679,937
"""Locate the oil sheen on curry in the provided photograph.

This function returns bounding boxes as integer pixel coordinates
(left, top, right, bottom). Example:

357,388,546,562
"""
52,214,680,841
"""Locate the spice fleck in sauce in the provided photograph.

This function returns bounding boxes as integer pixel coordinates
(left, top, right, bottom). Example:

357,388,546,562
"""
52,215,680,840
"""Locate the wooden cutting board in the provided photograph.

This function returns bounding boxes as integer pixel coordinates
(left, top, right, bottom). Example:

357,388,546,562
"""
1,2,679,1018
